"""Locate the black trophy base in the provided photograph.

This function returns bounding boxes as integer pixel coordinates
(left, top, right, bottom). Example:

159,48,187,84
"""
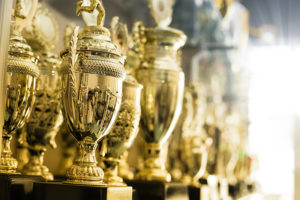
33,181,132,200
125,180,188,200
0,173,43,200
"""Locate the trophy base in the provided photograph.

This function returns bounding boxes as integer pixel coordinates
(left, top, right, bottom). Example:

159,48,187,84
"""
125,180,188,200
135,168,171,182
187,185,210,200
0,173,43,200
33,181,132,200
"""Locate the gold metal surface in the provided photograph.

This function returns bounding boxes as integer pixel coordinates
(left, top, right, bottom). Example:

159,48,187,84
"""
17,4,62,180
56,24,78,177
134,0,186,182
180,83,212,186
0,0,14,162
100,17,142,186
22,52,63,181
61,1,125,184
0,1,39,174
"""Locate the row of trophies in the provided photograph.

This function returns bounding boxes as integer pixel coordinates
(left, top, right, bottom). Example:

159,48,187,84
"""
0,0,255,199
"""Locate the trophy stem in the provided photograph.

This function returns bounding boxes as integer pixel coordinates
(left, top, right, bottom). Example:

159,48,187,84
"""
66,141,104,184
136,142,171,182
118,151,134,180
103,162,125,186
22,148,54,181
0,134,18,173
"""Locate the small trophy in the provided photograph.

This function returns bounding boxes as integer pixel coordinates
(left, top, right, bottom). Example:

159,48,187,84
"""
100,17,143,186
34,1,131,200
0,0,39,176
126,0,188,199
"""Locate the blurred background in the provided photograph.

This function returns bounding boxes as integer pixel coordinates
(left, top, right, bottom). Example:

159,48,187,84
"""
15,0,300,199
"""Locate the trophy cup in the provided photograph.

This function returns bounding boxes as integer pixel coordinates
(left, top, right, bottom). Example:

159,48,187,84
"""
99,17,143,186
0,1,44,199
125,0,187,199
22,52,63,181
33,1,131,200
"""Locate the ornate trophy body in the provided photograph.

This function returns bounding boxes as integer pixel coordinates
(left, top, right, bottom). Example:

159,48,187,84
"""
0,0,39,174
100,17,143,186
60,1,125,184
22,52,63,181
134,0,186,182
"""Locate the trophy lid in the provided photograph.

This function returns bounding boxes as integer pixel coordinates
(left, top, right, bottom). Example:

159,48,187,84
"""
61,1,126,79
146,0,187,48
7,29,39,77
77,26,125,62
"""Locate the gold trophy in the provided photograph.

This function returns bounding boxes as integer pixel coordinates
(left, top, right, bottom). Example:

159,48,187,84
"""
22,52,63,181
0,0,39,174
134,0,186,182
19,4,62,181
181,83,211,186
100,17,143,186
60,0,125,184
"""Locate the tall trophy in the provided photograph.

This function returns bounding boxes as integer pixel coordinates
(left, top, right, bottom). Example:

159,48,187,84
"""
33,1,131,200
0,0,38,176
180,83,213,200
0,1,43,200
126,0,187,199
20,4,63,181
100,17,143,186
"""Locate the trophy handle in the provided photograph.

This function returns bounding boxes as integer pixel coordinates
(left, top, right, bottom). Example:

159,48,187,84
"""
110,16,129,56
13,0,38,32
132,21,146,61
68,26,79,108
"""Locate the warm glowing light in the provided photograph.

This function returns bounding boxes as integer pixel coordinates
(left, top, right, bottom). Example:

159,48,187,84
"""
247,45,300,199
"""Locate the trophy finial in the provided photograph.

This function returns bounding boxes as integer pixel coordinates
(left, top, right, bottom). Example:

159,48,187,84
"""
12,0,38,32
147,0,175,28
76,0,105,27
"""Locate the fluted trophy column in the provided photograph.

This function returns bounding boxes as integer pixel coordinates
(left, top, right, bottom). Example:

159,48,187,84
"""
60,1,125,184
135,0,186,182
